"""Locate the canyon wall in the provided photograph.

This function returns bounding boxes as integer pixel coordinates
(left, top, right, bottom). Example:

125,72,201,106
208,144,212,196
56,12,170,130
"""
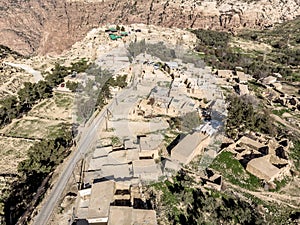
0,0,299,55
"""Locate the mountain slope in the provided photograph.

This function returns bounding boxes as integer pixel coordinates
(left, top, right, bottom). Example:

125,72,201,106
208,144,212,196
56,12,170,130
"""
0,0,300,55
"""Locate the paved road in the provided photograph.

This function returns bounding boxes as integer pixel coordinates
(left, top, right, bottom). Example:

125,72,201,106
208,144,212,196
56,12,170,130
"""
32,87,132,225
32,45,226,225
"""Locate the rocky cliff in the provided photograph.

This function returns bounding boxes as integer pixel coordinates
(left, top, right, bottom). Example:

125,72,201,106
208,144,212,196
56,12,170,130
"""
1,0,299,55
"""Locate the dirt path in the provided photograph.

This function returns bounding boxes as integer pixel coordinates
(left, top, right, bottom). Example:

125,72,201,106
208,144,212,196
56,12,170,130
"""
4,62,44,83
0,74,21,95
225,182,300,209
271,114,300,136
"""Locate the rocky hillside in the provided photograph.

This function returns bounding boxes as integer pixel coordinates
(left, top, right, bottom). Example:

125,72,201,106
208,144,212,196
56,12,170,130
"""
0,0,300,55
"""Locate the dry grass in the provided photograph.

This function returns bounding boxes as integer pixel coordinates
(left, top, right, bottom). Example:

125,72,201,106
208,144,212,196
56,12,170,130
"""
229,37,272,53
0,64,32,98
4,118,64,139
0,137,36,213
0,90,74,217
29,92,74,121
0,137,35,174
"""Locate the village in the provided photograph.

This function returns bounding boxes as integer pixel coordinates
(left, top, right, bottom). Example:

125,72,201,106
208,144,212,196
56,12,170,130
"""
63,25,299,225
71,47,225,225
0,22,299,225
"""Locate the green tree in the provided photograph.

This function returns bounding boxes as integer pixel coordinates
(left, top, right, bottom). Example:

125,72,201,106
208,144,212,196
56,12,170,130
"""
226,95,276,139
66,81,79,92
18,82,39,111
70,58,89,73
45,64,68,87
0,96,18,125
35,80,53,98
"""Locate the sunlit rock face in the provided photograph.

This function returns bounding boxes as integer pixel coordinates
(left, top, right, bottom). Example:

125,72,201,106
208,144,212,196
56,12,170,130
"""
1,0,299,55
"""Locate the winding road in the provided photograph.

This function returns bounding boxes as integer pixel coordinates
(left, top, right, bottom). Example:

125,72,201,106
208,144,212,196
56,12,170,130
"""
3,62,44,83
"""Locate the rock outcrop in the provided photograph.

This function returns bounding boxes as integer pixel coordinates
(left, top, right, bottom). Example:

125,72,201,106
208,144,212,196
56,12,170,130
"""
1,0,300,55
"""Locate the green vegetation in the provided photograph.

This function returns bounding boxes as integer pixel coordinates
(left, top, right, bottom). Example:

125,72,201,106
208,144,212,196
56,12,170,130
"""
48,123,72,139
127,40,204,67
2,126,72,225
69,59,90,73
226,95,276,139
73,63,127,123
0,59,89,128
240,20,300,81
44,59,89,87
110,136,121,146
192,18,300,80
54,93,73,108
157,81,171,88
0,61,128,224
241,192,299,223
6,119,64,139
0,59,90,224
0,81,52,127
66,80,78,92
151,170,299,224
247,80,265,98
168,111,201,133
210,151,261,190
0,45,23,59
163,130,180,146
272,108,291,117
18,128,72,175
272,177,290,192
151,171,264,224
127,39,176,61
192,29,230,49
96,75,127,109
289,141,300,171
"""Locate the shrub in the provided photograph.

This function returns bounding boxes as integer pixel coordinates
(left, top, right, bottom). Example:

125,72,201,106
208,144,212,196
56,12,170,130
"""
226,95,276,139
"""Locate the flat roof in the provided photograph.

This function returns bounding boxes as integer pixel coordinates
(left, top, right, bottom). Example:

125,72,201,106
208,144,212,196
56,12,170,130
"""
101,164,130,179
133,159,156,167
171,132,208,164
263,76,277,84
124,139,137,149
93,146,112,158
238,84,249,95
108,207,157,225
247,156,281,181
115,182,130,190
140,134,162,151
236,71,248,82
88,154,123,171
127,148,140,161
169,96,195,109
238,136,264,149
108,206,132,225
166,62,178,68
132,209,157,225
133,159,157,175
217,70,233,77
151,86,169,98
164,159,181,171
76,201,89,218
200,122,217,136
88,180,115,219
